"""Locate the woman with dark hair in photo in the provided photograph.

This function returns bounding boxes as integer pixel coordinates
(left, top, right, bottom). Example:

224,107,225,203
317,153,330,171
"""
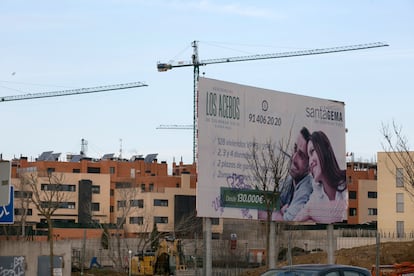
295,130,347,223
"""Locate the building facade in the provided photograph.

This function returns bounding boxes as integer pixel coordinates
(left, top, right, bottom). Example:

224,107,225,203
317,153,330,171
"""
6,153,226,239
346,161,377,224
377,152,414,236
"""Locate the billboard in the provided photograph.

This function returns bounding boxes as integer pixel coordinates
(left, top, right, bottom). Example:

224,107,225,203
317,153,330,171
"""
197,78,347,224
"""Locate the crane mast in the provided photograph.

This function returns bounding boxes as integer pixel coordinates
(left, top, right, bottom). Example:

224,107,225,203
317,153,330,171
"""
157,41,389,163
0,81,147,102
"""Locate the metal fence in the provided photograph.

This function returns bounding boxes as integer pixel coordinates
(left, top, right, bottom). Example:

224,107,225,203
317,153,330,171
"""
68,228,414,271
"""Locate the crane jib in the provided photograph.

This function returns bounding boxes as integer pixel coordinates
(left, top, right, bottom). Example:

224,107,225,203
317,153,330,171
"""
0,82,148,102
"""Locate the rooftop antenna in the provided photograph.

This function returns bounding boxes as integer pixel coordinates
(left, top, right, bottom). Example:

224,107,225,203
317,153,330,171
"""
81,138,88,157
119,138,123,159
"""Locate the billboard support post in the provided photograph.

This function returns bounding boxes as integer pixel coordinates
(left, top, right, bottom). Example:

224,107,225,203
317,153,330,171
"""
202,217,212,276
327,224,335,264
269,221,276,269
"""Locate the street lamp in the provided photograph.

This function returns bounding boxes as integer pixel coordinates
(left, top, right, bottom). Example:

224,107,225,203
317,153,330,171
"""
128,250,132,276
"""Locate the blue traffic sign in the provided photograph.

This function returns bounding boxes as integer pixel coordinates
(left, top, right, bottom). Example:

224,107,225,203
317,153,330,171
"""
0,186,14,224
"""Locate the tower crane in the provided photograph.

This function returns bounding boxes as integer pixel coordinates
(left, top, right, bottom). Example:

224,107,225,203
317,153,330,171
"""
156,124,192,130
157,41,389,162
0,81,148,102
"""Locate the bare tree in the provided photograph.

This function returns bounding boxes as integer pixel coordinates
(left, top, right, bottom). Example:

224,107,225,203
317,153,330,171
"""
173,209,202,239
381,121,414,198
15,174,33,240
23,171,71,276
109,184,201,272
110,185,139,271
130,207,198,251
131,208,161,253
246,136,291,268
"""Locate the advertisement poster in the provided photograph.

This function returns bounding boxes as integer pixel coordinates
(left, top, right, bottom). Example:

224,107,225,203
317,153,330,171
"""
197,78,347,224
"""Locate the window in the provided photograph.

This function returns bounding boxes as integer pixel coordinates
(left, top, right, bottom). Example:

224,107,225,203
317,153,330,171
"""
41,184,76,192
73,168,80,173
154,199,168,207
149,183,154,192
343,271,361,276
326,272,340,276
110,167,115,174
347,176,352,184
349,191,357,199
40,201,55,208
396,168,404,187
110,189,114,196
130,199,144,208
40,201,75,209
141,183,146,192
396,193,404,212
87,167,101,174
110,206,114,213
14,191,32,198
130,216,143,225
396,221,404,238
14,208,32,216
91,203,100,211
40,201,76,209
64,202,76,209
92,185,100,194
211,218,220,225
368,208,377,215
349,208,357,216
154,216,168,224
47,168,55,174
115,182,132,189
41,219,75,224
367,191,377,198
117,200,126,210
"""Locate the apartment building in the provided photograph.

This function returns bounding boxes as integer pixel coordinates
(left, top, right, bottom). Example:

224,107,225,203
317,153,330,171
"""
377,152,414,235
12,171,111,225
6,152,224,239
346,161,377,224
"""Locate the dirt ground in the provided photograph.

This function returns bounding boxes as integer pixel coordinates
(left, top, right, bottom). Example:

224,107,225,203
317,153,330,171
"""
240,240,414,276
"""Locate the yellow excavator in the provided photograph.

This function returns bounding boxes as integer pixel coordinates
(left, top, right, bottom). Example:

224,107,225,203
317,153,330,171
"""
131,237,187,275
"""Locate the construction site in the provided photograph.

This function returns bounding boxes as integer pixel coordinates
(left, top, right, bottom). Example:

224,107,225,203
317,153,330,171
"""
66,239,414,276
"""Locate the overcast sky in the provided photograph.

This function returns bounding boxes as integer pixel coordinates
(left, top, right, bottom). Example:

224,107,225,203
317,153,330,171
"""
1,0,413,166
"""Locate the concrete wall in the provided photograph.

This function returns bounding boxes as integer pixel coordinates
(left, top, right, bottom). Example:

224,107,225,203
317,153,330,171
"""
0,240,71,276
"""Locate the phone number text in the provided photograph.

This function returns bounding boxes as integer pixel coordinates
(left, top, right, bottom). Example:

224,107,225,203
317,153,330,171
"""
248,114,282,126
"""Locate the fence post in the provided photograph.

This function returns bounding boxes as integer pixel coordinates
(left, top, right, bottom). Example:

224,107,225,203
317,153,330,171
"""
327,224,334,264
375,232,380,276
